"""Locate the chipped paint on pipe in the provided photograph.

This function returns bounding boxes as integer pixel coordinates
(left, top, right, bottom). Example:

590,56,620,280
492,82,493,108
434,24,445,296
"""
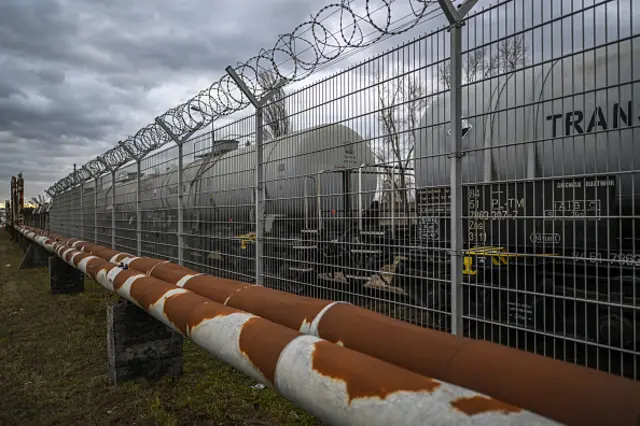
92,261,277,386
44,228,640,426
305,299,640,426
62,235,636,425
16,225,562,426
21,225,640,426
276,335,554,426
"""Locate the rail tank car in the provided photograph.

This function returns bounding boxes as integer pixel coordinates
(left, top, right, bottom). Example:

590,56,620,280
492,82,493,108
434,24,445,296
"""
92,123,378,279
416,39,639,187
403,38,639,377
107,123,377,228
414,38,640,254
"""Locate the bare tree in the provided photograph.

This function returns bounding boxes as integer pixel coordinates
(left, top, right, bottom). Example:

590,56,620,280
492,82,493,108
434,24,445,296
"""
439,34,529,87
372,69,428,209
495,35,529,72
371,35,528,212
438,48,489,89
257,70,290,140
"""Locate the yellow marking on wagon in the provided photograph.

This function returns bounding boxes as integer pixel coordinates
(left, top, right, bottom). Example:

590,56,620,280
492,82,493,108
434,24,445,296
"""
235,232,256,250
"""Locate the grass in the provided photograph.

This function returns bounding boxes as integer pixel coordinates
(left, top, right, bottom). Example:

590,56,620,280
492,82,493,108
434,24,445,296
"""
0,230,321,426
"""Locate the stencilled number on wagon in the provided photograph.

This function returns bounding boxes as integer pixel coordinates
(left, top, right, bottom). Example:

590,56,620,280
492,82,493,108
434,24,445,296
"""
419,216,440,241
470,211,490,219
572,251,603,264
469,221,485,230
573,251,640,267
468,230,487,243
468,188,481,198
468,188,481,209
469,221,487,242
610,253,640,267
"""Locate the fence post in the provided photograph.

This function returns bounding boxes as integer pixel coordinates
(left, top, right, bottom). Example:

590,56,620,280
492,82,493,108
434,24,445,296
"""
73,163,80,238
178,145,184,264
111,169,117,250
136,160,142,256
74,164,84,241
254,105,265,285
449,18,464,337
437,0,477,336
225,66,286,286
94,176,99,244
154,119,203,266
45,189,54,232
80,182,84,240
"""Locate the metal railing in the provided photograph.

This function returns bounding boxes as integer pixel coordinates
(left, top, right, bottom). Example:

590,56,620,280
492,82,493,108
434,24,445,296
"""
46,0,639,381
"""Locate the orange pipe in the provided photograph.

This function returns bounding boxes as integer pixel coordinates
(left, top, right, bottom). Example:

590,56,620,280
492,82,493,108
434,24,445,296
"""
29,225,640,426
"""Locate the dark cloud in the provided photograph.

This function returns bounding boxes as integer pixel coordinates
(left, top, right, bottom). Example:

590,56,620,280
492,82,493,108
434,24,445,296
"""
0,0,319,201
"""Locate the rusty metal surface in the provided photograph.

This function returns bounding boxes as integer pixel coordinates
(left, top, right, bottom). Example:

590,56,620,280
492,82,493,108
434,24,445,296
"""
21,224,640,426
16,225,564,426
314,302,640,426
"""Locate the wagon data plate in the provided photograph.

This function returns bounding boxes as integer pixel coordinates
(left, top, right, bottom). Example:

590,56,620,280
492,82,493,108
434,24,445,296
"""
416,176,619,254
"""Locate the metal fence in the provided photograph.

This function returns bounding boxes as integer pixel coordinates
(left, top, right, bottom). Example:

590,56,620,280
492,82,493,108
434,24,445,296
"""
47,0,639,381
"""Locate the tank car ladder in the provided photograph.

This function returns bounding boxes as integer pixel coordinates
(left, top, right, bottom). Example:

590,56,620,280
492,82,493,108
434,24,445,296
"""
291,170,344,281
284,176,321,290
344,164,389,284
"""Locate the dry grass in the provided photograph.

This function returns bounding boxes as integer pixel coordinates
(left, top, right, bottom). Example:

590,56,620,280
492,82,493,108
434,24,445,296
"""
0,230,321,426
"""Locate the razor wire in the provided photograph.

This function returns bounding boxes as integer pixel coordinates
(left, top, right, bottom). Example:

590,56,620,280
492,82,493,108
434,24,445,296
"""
47,0,453,196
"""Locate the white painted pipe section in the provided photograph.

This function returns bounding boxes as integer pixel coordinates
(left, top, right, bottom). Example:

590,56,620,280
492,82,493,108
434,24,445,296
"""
96,266,561,426
299,301,349,335
275,335,557,426
15,226,561,426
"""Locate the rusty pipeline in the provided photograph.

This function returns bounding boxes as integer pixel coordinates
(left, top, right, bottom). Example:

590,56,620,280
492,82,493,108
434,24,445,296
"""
16,225,564,426
21,225,640,426
22,225,640,426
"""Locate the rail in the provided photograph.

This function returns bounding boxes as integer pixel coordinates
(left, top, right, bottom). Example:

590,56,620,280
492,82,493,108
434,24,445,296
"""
14,224,640,426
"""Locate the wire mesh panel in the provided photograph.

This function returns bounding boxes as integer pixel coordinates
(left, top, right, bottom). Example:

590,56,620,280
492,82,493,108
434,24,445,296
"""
113,163,139,254
70,186,82,239
50,186,82,239
181,117,257,282
40,0,638,382
461,0,638,380
82,180,96,243
49,193,62,234
138,146,181,262
412,0,638,379
94,175,111,248
251,21,453,330
258,0,637,380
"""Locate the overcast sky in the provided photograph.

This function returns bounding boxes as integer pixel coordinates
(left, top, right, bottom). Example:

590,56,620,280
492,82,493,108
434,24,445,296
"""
1,0,633,202
0,0,436,202
0,0,344,202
